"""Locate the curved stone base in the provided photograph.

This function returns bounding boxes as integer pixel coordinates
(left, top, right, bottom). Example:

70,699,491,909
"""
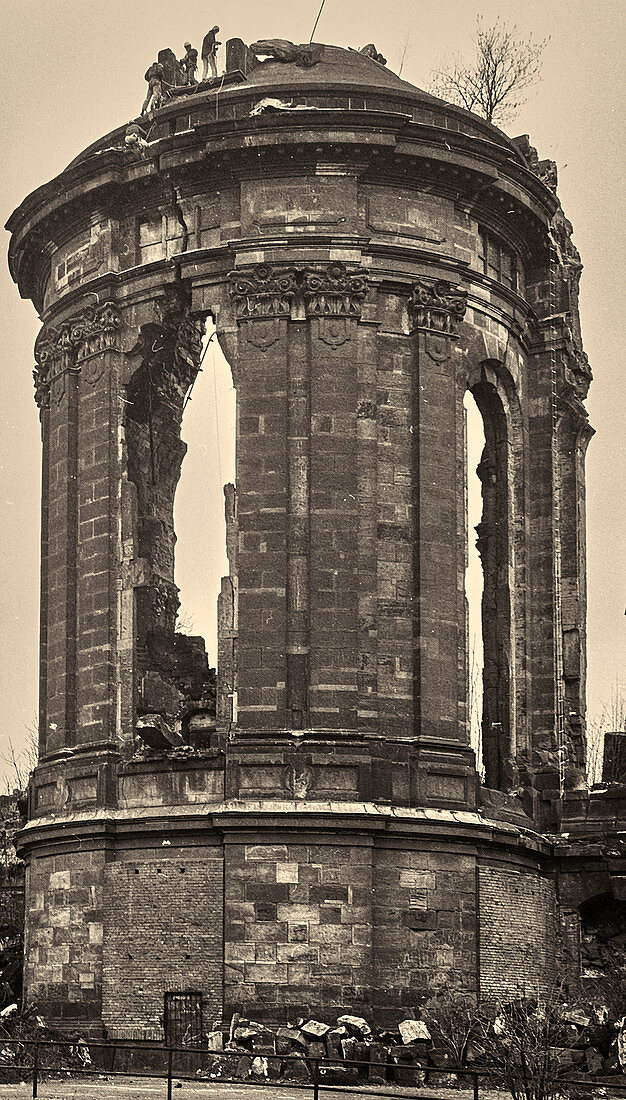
20,801,559,1035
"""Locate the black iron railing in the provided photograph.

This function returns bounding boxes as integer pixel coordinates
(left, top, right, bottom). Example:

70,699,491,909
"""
0,1037,623,1099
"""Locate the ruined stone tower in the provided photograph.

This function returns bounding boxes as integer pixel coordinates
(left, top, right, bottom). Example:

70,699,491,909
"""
7,40,610,1037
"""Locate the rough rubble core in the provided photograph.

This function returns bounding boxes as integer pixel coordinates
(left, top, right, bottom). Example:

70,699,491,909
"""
123,287,216,745
5,36,625,1039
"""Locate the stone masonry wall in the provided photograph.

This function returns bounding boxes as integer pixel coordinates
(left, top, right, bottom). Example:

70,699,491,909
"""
102,854,223,1037
479,865,557,996
372,848,477,1018
224,837,480,1024
224,838,373,1022
25,849,106,1025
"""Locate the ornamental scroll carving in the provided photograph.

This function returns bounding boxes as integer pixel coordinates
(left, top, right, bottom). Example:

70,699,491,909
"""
34,301,121,408
564,348,592,401
229,262,369,321
538,314,593,420
229,265,298,318
561,319,592,410
408,279,468,336
302,263,368,318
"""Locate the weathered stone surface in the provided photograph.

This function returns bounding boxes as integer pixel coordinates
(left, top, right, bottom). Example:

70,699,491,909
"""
7,29,619,1040
585,1047,605,1074
320,1064,360,1083
398,1018,431,1043
301,1020,331,1038
283,1055,310,1081
337,1015,372,1037
251,1056,268,1077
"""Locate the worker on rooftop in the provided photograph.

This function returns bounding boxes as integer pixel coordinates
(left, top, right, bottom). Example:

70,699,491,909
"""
201,26,221,80
180,42,198,85
141,60,165,114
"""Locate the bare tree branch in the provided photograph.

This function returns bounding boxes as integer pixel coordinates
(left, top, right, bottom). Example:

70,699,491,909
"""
1,721,38,794
430,18,549,125
587,686,625,785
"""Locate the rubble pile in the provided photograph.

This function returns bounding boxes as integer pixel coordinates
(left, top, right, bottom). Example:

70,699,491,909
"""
190,1005,626,1087
0,1006,92,1083
580,894,626,995
194,1013,443,1087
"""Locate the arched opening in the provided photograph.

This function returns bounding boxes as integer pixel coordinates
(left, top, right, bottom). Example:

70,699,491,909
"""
123,305,236,749
174,318,236,658
464,391,485,776
579,892,626,1008
465,378,512,789
174,316,237,719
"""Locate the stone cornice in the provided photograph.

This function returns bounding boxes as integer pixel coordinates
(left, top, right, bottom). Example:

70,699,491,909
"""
17,798,554,861
8,104,558,310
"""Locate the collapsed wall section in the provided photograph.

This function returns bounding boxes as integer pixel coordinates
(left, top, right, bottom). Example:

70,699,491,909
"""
122,290,216,746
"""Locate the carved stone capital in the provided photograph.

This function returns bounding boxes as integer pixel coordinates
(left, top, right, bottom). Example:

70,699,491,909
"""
409,278,467,335
34,300,121,408
302,262,368,318
229,262,369,321
229,264,298,319
71,302,121,363
548,317,593,420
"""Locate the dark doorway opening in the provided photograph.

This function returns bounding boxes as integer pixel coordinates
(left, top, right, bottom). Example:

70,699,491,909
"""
163,991,204,1048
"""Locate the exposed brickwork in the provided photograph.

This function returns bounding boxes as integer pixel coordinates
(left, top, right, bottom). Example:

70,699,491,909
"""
102,856,223,1037
479,866,557,996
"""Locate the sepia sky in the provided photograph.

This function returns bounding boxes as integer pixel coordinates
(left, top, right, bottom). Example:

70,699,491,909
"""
0,0,624,787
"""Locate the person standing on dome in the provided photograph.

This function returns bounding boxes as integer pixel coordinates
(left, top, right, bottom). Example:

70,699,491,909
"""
180,42,198,85
141,61,165,114
201,26,221,80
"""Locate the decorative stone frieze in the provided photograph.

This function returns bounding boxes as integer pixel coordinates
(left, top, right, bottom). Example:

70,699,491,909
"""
33,300,121,407
229,264,299,318
302,262,368,318
408,278,468,335
229,262,369,320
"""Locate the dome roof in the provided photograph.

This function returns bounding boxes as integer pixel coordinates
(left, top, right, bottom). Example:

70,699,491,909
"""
239,44,438,100
56,39,520,172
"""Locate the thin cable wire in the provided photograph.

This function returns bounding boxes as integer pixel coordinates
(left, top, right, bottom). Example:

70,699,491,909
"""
183,330,217,412
309,0,327,43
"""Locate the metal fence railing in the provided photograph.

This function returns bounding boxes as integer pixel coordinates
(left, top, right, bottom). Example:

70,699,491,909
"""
0,1037,624,1099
